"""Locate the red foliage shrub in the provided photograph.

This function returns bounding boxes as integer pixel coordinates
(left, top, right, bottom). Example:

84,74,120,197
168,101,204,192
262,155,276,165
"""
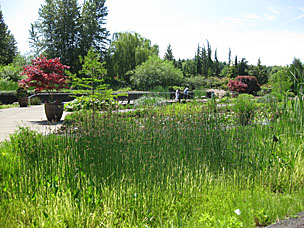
227,80,248,92
235,76,260,95
19,56,70,94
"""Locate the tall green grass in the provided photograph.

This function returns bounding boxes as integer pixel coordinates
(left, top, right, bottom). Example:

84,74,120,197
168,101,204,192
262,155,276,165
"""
1,97,304,227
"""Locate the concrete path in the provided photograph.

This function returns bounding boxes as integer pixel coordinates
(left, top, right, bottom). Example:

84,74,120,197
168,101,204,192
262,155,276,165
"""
0,105,70,142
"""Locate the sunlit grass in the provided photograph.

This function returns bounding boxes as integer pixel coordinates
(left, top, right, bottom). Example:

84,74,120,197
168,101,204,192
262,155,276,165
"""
0,103,18,109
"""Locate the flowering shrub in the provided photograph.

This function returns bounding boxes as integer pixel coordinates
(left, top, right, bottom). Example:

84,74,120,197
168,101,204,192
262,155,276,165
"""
19,56,70,96
227,80,248,92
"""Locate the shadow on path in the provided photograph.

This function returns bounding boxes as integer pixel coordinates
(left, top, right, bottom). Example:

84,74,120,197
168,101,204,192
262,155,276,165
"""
29,120,64,126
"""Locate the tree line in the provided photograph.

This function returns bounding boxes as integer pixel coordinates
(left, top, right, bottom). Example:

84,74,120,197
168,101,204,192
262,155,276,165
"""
0,0,303,92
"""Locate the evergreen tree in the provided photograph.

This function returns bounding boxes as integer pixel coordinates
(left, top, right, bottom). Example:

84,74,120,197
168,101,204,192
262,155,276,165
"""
57,0,80,68
248,58,268,85
237,58,248,75
30,0,109,73
213,49,221,76
206,40,213,75
201,46,208,76
227,65,238,78
0,7,17,65
79,0,109,57
195,45,202,75
30,0,80,70
183,59,196,77
228,48,231,65
164,44,175,62
176,58,183,73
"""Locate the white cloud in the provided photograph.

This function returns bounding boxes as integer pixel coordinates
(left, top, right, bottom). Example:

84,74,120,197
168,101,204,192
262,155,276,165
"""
264,13,275,21
268,6,280,15
241,11,261,20
285,13,304,24
223,16,243,25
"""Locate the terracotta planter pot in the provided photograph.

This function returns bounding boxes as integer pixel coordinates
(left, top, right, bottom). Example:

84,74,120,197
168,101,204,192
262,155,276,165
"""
44,103,64,122
18,97,28,107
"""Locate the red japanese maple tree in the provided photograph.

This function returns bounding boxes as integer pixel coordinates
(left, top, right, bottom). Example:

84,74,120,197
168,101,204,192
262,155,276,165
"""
19,56,70,101
227,80,248,92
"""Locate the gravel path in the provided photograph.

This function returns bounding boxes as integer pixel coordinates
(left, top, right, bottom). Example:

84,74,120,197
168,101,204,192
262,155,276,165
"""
266,211,304,228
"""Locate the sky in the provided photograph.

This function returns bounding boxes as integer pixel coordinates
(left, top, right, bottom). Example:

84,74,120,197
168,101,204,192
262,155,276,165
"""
1,0,304,66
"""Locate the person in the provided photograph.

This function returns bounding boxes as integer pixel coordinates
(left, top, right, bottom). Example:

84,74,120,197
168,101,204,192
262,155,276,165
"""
184,87,189,99
175,89,180,101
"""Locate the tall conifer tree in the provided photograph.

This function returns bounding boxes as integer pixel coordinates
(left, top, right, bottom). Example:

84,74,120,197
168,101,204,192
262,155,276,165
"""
30,0,109,72
79,0,109,58
195,45,202,75
164,44,175,62
0,7,17,65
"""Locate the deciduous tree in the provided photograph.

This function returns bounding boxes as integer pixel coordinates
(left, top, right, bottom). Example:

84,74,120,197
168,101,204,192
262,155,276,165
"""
108,32,159,84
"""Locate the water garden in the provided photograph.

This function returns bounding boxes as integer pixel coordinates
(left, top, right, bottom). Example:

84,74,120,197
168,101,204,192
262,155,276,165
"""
1,72,304,227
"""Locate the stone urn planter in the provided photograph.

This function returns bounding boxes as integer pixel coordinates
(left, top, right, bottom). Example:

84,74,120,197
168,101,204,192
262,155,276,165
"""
44,102,64,122
18,97,28,107
16,87,29,107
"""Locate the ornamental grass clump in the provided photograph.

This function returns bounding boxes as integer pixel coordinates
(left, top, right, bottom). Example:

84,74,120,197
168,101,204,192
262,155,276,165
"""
233,94,256,125
19,56,70,102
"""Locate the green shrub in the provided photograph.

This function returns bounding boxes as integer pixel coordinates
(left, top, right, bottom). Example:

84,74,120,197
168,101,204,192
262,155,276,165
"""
257,84,272,96
257,94,279,104
133,95,167,108
30,96,42,105
0,79,18,91
131,56,183,90
194,89,207,98
186,76,207,89
16,87,29,98
65,96,117,112
269,69,291,96
0,55,28,82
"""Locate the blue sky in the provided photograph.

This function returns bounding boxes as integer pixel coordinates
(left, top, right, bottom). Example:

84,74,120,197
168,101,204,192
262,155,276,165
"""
1,0,304,66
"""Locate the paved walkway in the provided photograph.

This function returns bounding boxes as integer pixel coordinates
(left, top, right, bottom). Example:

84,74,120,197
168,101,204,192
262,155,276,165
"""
0,105,70,142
